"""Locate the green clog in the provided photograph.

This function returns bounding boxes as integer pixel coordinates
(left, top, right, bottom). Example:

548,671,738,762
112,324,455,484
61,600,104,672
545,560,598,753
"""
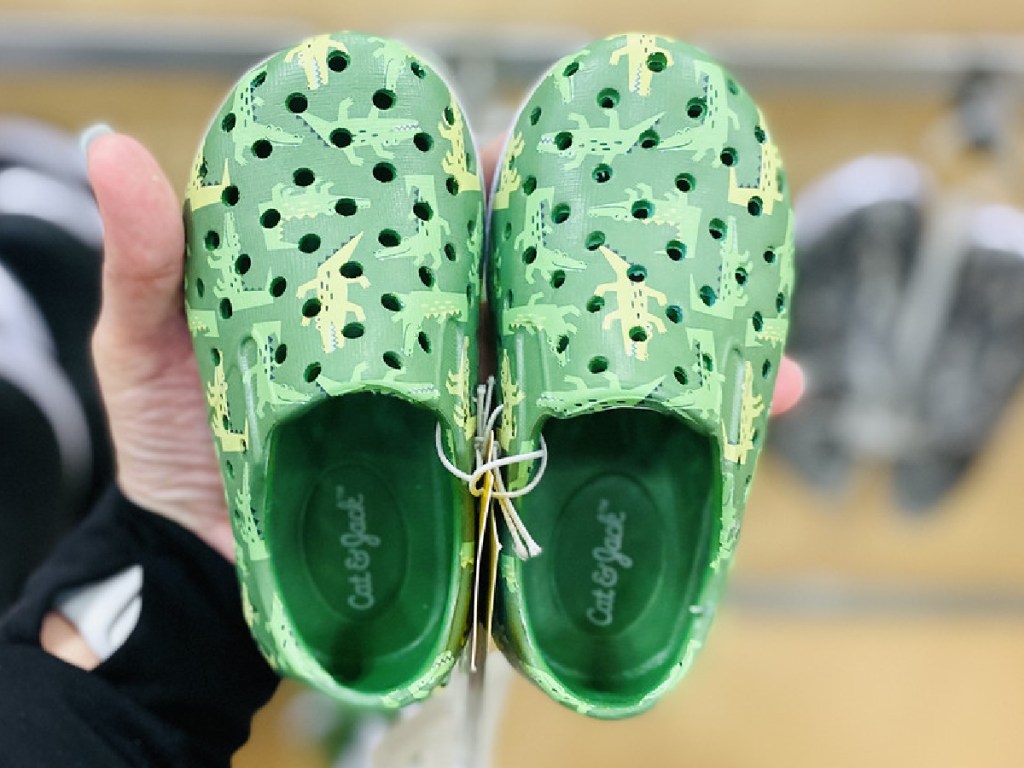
488,33,794,718
183,32,484,708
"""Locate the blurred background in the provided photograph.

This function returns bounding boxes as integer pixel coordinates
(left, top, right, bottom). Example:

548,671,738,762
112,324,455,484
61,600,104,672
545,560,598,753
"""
2,1,1024,766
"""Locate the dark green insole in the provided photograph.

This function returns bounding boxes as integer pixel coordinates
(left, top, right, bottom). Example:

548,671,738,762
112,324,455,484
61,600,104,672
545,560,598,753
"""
520,408,715,705
264,392,459,694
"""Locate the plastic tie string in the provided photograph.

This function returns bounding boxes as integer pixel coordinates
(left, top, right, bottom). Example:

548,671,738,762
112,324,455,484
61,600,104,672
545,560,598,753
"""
435,376,546,670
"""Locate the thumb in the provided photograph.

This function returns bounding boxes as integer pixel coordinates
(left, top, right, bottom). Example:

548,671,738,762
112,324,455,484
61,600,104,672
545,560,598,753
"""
88,132,186,352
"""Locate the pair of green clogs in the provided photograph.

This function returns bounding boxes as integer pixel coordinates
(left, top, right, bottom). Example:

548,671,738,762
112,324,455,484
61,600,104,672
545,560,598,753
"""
183,31,793,719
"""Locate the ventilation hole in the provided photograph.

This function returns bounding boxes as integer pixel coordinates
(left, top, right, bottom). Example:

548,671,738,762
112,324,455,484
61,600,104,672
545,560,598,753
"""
666,240,686,261
556,335,569,354
418,331,431,353
699,285,717,306
211,348,221,365
647,52,668,72
205,230,220,250
703,353,714,371
465,283,474,301
467,219,476,237
639,129,660,149
286,93,308,113
381,293,403,311
754,125,766,143
554,132,573,151
219,298,233,319
383,351,402,370
302,298,321,318
631,200,653,219
686,98,706,120
298,234,321,253
552,203,571,224
269,277,286,297
597,88,620,109
373,163,396,183
226,460,234,478
443,105,455,126
674,366,689,385
593,164,612,183
709,218,727,240
503,221,512,240
222,185,239,206
523,176,537,195
522,247,537,265
763,249,777,264
235,254,251,275
414,132,433,152
378,229,401,247
327,50,349,72
762,359,772,378
587,295,605,312
627,264,647,283
666,305,683,323
274,344,288,364
373,89,396,110
340,261,363,279
221,113,236,132
252,71,267,87
563,60,580,77
675,173,695,193
588,356,609,374
196,277,205,298
419,266,434,287
335,198,357,216
446,176,459,196
413,201,433,221
529,106,542,125
720,147,737,167
776,292,786,313
629,326,648,342
342,322,364,339
260,209,280,228
444,243,456,261
727,79,739,95
735,267,748,285
304,362,321,382
506,289,514,307
331,128,353,148
411,61,426,79
551,270,566,289
294,168,315,187
586,231,606,250
252,140,273,159
752,311,764,331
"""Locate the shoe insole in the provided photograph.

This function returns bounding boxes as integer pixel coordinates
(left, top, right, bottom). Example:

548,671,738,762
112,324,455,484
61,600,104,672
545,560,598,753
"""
518,408,714,706
264,392,459,694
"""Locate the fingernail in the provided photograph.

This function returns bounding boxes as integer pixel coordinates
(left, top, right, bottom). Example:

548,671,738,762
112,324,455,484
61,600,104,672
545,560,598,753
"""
79,123,113,156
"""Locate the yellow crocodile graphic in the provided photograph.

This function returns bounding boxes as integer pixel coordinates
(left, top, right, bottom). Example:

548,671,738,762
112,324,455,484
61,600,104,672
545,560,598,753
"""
595,246,667,361
295,233,369,353
185,299,218,338
439,101,481,193
664,328,725,421
722,361,764,465
284,34,349,90
206,356,249,453
609,34,674,97
227,72,303,165
497,349,525,452
689,216,750,320
185,158,232,211
728,111,785,217
446,336,476,443
492,132,524,211
233,463,267,562
391,288,468,355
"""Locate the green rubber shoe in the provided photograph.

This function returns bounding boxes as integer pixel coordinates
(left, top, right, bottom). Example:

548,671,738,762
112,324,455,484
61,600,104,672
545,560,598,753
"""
488,33,794,718
183,32,484,708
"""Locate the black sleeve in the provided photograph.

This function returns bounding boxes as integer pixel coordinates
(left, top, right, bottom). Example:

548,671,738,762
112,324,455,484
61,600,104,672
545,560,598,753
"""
0,486,280,767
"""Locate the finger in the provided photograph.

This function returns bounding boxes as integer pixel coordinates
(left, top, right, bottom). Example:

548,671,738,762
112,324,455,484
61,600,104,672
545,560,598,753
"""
481,132,507,195
87,133,185,348
770,355,804,416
